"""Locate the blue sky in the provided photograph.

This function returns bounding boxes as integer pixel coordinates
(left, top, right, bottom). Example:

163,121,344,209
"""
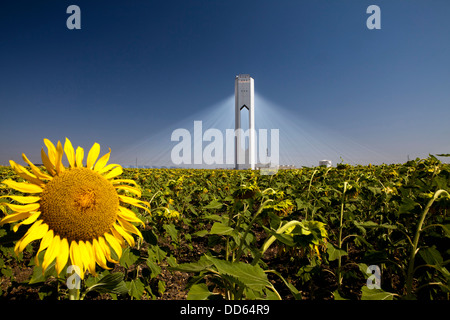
1,0,449,167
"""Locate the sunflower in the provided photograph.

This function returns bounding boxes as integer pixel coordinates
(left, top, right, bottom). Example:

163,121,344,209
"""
0,138,149,280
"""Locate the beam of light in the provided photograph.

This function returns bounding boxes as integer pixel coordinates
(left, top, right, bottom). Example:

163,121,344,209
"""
111,91,405,169
111,95,235,168
254,93,395,167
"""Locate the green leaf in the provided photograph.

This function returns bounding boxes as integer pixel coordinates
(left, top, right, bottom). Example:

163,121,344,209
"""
148,244,167,263
29,266,46,284
419,246,443,266
127,278,145,300
326,242,348,261
398,198,419,214
270,231,295,247
170,255,213,273
418,246,449,277
442,224,450,237
146,259,162,279
187,283,213,300
263,287,281,300
210,222,234,236
205,256,271,291
193,230,209,237
166,255,178,268
379,223,397,230
158,280,166,295
360,286,395,300
163,223,178,242
119,247,139,269
1,267,12,280
295,199,309,210
87,273,128,295
205,200,223,210
355,220,397,230
333,290,348,300
354,221,378,228
367,186,382,195
204,214,225,222
358,263,370,279
28,254,57,284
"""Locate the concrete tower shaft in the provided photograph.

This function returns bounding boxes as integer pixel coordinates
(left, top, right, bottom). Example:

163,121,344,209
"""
235,74,255,170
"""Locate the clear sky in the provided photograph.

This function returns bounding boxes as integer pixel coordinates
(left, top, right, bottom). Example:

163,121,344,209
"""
1,0,449,167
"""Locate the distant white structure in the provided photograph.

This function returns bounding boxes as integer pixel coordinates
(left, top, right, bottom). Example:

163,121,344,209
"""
319,160,332,167
235,74,255,170
279,165,296,169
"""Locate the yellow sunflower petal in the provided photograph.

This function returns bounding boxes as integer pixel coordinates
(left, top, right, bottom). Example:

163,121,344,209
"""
118,218,142,239
70,241,86,280
93,148,111,173
104,232,122,260
118,195,150,212
42,234,60,272
102,166,123,180
3,202,40,213
43,139,57,166
55,237,69,276
9,160,45,187
86,142,100,169
41,148,56,176
1,179,43,194
77,241,88,271
98,236,117,264
0,195,41,204
36,229,54,265
15,220,48,254
113,223,135,247
55,140,65,174
97,163,121,175
0,211,33,226
114,185,141,197
22,153,52,180
75,146,84,167
111,179,140,188
110,227,126,247
118,206,145,225
84,241,97,276
92,238,111,270
64,138,76,168
12,211,41,232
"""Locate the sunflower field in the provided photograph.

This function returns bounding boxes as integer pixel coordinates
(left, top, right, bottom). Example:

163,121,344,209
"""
0,155,449,300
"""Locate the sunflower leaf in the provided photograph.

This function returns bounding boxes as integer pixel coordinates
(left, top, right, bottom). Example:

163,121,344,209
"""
127,278,145,300
360,286,395,300
204,255,271,292
87,273,128,296
210,222,235,235
187,283,214,300
326,242,348,261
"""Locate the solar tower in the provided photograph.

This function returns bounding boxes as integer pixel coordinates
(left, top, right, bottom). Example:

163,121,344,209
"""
235,74,256,169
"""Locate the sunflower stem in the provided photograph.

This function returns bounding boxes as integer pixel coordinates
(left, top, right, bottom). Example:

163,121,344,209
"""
405,189,449,298
69,288,80,300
